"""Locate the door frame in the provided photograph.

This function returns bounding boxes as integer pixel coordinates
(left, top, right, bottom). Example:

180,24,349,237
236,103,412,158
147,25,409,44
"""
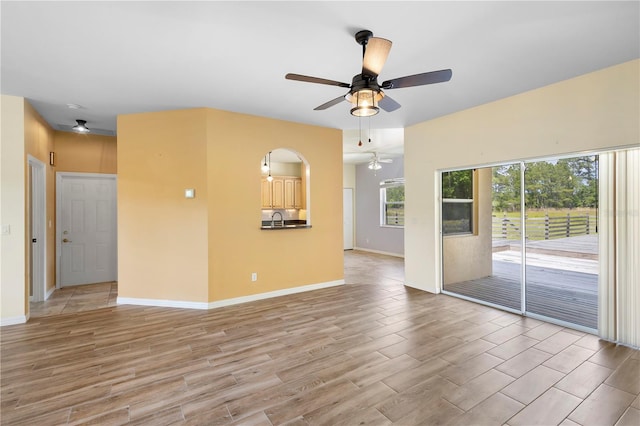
343,188,354,250
439,152,601,334
56,172,117,288
27,155,46,302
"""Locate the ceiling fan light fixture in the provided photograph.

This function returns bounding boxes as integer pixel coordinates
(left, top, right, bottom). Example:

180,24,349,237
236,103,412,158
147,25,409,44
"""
72,119,90,133
349,89,380,117
368,161,382,170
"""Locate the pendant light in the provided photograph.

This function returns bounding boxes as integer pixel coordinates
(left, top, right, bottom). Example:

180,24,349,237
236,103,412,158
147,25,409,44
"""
261,155,269,173
266,151,273,182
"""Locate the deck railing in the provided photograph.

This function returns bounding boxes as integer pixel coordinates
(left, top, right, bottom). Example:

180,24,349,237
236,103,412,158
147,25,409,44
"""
492,213,597,240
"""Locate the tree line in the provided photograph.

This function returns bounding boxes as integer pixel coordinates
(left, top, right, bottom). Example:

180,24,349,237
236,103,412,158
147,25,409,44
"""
492,156,598,212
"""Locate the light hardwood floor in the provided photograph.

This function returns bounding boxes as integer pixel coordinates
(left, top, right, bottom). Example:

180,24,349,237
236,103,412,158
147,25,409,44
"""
2,250,639,425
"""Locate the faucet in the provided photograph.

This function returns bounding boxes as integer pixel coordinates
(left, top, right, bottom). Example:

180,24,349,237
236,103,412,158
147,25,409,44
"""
271,211,284,227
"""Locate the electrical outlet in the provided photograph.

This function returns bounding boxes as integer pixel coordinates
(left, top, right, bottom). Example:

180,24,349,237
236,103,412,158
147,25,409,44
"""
251,272,257,282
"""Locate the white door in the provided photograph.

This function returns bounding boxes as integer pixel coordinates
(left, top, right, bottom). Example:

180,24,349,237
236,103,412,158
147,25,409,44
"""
58,173,117,287
343,188,354,250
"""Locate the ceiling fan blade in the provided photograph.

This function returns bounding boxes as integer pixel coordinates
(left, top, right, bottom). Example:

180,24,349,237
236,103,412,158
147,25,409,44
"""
362,37,392,78
379,159,393,163
378,94,401,112
314,94,347,110
286,73,350,88
382,69,452,89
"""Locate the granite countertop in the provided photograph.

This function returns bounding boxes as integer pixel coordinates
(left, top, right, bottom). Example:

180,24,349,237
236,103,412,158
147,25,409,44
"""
260,220,311,230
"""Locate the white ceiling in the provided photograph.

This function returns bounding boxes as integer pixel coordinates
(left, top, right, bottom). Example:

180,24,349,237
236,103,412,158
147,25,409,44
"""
2,1,638,163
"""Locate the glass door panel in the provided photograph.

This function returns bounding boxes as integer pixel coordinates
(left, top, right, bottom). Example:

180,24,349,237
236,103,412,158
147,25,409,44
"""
442,164,522,312
524,156,599,330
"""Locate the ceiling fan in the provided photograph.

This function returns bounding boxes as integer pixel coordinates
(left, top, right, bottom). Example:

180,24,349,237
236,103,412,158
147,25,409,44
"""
369,152,393,170
285,29,452,117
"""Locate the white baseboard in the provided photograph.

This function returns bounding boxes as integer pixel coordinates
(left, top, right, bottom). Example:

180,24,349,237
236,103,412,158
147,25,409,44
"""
353,247,405,258
117,280,345,311
207,280,344,309
117,297,209,310
1,315,28,326
45,286,56,300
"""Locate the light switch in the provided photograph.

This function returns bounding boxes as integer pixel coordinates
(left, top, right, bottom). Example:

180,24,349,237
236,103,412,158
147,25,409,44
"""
185,188,195,199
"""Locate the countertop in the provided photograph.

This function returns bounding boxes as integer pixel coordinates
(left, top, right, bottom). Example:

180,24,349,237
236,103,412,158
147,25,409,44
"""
260,220,310,230
260,224,312,230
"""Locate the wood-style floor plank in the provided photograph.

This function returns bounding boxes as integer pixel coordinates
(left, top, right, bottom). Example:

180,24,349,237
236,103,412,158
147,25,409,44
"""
1,250,638,425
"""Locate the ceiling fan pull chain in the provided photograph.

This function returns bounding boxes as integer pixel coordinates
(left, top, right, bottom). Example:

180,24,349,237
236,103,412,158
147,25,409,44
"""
358,115,363,146
368,116,372,143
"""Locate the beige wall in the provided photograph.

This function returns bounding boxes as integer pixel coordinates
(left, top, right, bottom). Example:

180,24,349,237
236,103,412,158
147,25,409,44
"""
118,109,209,302
443,167,493,285
117,107,343,304
54,131,117,174
405,59,640,293
205,109,343,302
343,163,356,188
1,95,27,322
24,101,56,296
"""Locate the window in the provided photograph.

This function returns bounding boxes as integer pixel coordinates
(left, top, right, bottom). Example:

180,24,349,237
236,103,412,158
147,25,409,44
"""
380,178,404,227
442,169,474,235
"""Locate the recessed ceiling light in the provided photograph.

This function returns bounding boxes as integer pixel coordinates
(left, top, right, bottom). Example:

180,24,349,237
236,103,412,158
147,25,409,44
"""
66,103,83,109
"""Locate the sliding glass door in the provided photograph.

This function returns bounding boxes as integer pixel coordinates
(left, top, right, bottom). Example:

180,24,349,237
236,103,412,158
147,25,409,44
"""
441,165,522,312
442,155,599,331
524,156,599,329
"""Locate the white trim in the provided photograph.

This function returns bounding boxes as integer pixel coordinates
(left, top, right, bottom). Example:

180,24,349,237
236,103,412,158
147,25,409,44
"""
117,297,209,310
117,280,345,310
405,280,439,294
353,247,404,258
1,315,28,326
45,286,55,300
208,280,344,309
27,155,46,302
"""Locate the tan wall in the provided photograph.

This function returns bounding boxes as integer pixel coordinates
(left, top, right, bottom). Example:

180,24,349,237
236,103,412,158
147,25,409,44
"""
24,101,56,296
1,95,27,322
117,109,210,302
117,107,343,304
405,59,640,293
54,132,117,174
205,109,343,302
443,167,493,285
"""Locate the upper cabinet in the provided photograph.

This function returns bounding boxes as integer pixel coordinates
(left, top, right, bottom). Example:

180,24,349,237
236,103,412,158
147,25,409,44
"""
262,176,302,210
261,178,273,209
284,177,303,209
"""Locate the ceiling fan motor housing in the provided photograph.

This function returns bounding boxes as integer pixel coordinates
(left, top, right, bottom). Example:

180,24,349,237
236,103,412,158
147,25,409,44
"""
350,74,381,94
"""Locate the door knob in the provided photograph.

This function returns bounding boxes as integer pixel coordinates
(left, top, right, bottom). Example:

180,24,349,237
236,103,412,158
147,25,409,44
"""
63,238,72,243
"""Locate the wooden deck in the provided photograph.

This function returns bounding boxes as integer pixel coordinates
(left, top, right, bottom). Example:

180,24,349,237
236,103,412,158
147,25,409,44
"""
446,236,598,329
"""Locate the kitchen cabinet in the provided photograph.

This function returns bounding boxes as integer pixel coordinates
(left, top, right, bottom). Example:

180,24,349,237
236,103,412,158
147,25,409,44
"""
262,176,301,209
294,179,303,209
284,178,303,209
261,177,284,209
261,178,272,208
272,178,284,208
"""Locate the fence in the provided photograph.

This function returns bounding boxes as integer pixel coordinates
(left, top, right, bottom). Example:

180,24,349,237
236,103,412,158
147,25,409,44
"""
492,213,597,241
